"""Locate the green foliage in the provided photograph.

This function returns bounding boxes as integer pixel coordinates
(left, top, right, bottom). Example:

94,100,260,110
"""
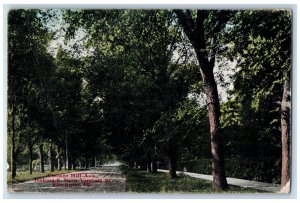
217,10,291,184
226,10,291,110
8,9,58,176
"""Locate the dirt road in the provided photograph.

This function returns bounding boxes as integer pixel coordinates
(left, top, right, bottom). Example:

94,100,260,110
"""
8,165,126,193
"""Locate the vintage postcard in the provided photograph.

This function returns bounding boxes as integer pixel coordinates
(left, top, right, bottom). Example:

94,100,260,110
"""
6,7,292,195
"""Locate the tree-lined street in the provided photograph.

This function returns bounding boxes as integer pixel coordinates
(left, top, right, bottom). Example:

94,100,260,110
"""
7,9,291,193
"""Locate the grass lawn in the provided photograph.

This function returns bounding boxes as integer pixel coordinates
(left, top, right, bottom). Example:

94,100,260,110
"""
7,170,77,184
122,167,264,193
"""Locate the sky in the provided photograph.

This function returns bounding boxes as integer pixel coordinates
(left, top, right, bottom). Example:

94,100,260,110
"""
46,9,94,58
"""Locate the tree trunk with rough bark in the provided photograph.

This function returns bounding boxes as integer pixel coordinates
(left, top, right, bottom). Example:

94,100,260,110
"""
64,148,67,170
147,153,151,173
281,79,291,193
72,162,76,170
168,138,177,178
174,9,229,190
49,140,54,172
29,143,33,174
140,159,147,171
201,65,228,190
84,153,88,170
152,144,158,173
65,141,70,170
10,101,17,179
39,143,44,173
71,154,76,170
57,147,62,170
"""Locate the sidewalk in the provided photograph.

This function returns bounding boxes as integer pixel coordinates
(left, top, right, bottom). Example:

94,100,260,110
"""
158,169,281,193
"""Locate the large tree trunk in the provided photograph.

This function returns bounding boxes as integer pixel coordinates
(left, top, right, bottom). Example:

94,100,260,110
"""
152,144,158,173
67,154,71,170
140,159,147,171
64,148,67,170
281,79,291,193
72,162,76,170
174,10,229,190
39,143,44,173
65,141,70,170
29,143,33,174
57,147,62,170
10,101,17,179
168,138,177,178
201,66,229,190
84,153,88,170
49,140,54,172
146,152,151,173
71,154,76,170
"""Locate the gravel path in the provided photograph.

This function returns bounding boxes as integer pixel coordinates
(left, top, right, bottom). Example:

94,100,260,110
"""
8,165,126,193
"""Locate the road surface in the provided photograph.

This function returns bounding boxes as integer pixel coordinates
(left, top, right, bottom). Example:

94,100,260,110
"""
8,164,125,193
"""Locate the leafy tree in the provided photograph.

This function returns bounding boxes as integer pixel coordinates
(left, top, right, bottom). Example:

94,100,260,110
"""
224,10,291,188
8,9,55,178
174,10,234,190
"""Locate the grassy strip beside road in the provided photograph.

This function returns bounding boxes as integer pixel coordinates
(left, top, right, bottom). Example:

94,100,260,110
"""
7,170,77,184
122,167,264,193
